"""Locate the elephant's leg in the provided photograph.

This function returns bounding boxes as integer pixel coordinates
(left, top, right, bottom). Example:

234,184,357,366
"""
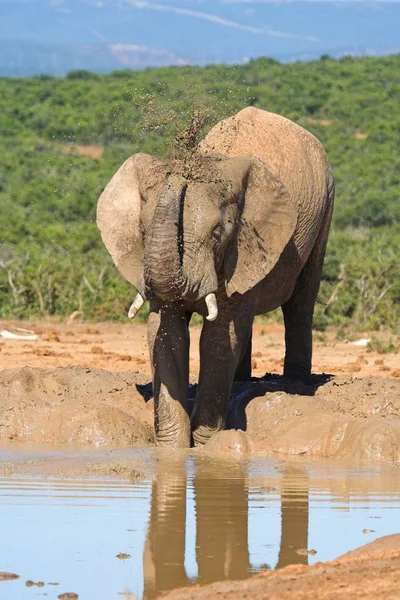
282,199,334,381
192,290,259,446
148,300,190,447
234,333,252,382
282,302,313,381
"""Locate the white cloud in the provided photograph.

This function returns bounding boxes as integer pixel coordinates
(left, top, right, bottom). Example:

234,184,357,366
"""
126,1,319,40
110,43,188,63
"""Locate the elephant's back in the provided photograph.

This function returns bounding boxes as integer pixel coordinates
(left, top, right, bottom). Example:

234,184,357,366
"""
200,107,333,267
199,107,331,197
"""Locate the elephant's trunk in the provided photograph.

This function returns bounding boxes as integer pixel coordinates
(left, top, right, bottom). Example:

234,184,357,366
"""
144,176,188,302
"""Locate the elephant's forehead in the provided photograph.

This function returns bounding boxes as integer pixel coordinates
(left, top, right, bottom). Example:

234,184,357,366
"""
186,180,229,204
184,183,221,229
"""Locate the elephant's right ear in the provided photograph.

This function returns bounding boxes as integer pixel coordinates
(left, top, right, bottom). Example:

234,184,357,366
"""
96,153,163,289
224,157,298,296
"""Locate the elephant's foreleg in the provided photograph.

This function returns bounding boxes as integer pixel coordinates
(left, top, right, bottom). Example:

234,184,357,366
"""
192,291,258,446
234,334,252,382
148,300,191,447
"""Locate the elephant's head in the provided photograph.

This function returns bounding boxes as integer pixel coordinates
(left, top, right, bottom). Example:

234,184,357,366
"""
97,152,297,319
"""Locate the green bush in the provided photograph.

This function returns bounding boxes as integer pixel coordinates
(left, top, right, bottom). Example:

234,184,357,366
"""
367,336,399,354
0,55,399,328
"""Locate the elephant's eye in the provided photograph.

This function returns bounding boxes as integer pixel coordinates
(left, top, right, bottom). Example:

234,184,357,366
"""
211,224,222,241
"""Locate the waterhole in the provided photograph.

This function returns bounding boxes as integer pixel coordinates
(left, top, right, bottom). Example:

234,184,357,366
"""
0,451,399,599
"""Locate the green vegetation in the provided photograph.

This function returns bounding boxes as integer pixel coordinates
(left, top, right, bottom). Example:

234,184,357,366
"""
0,55,399,330
367,336,398,354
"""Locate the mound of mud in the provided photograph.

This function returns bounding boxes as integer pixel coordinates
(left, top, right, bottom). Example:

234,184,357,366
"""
0,366,154,446
1,367,400,461
218,374,400,461
158,534,400,600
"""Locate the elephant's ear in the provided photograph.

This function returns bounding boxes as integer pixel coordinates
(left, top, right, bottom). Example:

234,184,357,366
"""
96,153,162,289
224,158,298,296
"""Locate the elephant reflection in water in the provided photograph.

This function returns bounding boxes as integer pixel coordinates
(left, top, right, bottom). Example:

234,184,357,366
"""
276,467,310,568
143,458,250,599
142,461,189,598
194,462,251,585
143,460,309,599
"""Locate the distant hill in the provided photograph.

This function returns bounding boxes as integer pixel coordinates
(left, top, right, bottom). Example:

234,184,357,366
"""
1,38,399,78
0,0,399,76
0,40,188,77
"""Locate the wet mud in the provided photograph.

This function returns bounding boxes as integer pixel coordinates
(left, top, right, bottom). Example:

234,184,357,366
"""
219,373,400,461
160,534,400,600
0,366,154,447
0,572,20,581
0,365,399,462
25,580,45,587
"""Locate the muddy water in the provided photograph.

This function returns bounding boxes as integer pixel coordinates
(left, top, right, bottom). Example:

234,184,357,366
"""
0,452,400,600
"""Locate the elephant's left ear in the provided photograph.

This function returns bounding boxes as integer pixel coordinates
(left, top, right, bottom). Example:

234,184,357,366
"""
224,158,298,296
96,153,163,292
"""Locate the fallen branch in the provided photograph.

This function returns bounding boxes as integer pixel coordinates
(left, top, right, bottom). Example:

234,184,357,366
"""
66,310,84,325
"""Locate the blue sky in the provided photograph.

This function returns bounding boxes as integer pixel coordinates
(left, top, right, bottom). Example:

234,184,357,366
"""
0,0,399,66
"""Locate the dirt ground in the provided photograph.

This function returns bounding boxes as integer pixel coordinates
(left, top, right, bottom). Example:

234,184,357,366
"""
0,318,399,461
0,319,399,378
159,534,400,600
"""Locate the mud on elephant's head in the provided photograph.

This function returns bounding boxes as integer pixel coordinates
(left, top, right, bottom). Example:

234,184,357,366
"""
97,149,297,316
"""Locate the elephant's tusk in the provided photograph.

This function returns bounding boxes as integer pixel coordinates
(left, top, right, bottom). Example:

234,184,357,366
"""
128,293,145,319
205,293,218,321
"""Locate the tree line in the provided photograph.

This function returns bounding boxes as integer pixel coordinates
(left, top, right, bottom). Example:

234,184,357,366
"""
0,55,399,330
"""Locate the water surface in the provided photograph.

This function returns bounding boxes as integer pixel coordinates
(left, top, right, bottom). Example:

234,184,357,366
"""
1,452,399,599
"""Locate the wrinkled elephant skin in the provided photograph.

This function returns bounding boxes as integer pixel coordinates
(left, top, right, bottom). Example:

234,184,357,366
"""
97,107,335,447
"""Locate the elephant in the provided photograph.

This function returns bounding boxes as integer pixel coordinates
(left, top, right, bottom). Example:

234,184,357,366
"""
97,107,335,448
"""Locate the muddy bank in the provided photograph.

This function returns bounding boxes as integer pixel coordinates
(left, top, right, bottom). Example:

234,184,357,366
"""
0,366,400,461
0,366,154,446
0,447,160,479
215,374,400,461
158,534,400,600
